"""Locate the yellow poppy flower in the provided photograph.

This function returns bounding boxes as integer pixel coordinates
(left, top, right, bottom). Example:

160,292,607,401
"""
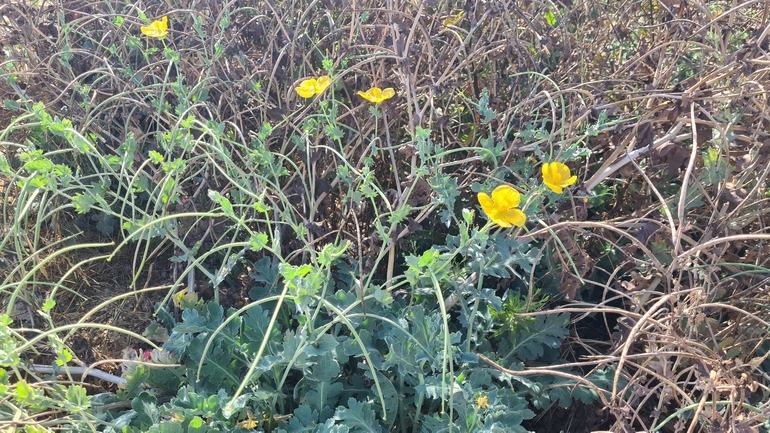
358,87,395,103
542,162,577,194
478,185,526,228
295,76,332,98
172,288,198,308
476,395,488,409
141,16,168,39
442,11,464,27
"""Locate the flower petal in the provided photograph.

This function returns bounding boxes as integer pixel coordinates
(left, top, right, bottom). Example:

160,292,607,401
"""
543,180,563,194
296,79,319,98
490,214,512,228
490,185,520,209
140,23,154,37
477,192,495,216
556,162,571,180
296,86,315,98
141,16,168,38
542,162,553,181
315,76,331,93
359,87,395,103
499,208,526,227
479,192,507,226
542,162,576,193
358,90,375,102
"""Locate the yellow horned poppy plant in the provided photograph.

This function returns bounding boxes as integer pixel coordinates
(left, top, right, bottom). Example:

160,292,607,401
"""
358,87,395,103
478,185,526,228
141,16,168,38
542,162,577,194
295,76,331,98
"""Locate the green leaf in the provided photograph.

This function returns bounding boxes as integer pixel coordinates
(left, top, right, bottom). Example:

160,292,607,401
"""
92,212,116,235
243,304,281,353
131,392,160,428
148,150,164,164
367,371,398,430
326,124,344,141
24,157,54,174
581,368,624,403
173,308,209,333
170,386,221,414
187,337,244,392
368,105,382,118
308,352,340,382
305,381,343,420
248,257,282,300
428,173,460,226
69,131,95,153
213,249,245,288
545,10,557,27
387,204,412,225
163,331,192,355
382,327,423,377
304,334,339,357
479,136,504,163
157,420,184,433
3,99,20,111
333,398,382,433
42,297,55,313
248,232,268,251
287,405,319,432
14,380,36,406
208,189,235,219
476,88,497,124
65,384,90,409
282,332,311,369
461,233,539,278
508,313,569,362
107,410,136,429
280,263,312,280
409,306,441,364
249,257,280,285
701,148,731,185
187,416,207,433
469,370,492,388
420,413,458,433
419,248,438,268
121,364,149,399
0,155,10,174
318,241,349,268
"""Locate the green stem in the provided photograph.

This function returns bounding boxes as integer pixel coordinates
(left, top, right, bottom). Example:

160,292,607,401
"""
652,401,762,432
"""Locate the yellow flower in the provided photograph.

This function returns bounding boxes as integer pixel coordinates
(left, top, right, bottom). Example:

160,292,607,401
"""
172,288,199,308
542,161,577,194
476,395,488,409
358,87,395,103
478,185,526,228
442,10,464,27
141,16,168,39
295,76,332,98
